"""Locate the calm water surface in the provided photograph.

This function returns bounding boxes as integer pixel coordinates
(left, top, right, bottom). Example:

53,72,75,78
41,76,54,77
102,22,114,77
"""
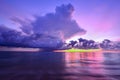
0,51,120,80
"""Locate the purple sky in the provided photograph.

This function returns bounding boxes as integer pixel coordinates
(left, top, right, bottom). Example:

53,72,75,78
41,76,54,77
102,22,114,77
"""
0,0,120,41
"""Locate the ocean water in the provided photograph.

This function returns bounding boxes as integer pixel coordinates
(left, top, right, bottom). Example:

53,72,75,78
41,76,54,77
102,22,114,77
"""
0,51,120,80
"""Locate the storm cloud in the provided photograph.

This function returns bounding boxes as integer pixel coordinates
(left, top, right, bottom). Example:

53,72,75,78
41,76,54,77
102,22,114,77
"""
0,4,86,49
21,3,86,39
0,25,63,49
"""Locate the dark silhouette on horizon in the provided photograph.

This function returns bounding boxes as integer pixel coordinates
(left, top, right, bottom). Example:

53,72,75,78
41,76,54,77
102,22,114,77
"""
61,38,120,50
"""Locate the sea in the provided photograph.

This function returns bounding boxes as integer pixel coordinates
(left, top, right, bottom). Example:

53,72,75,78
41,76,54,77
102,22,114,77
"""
0,51,120,80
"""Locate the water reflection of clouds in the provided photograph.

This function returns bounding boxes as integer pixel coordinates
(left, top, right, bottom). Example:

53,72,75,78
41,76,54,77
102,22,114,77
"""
65,52,104,66
0,52,120,80
64,52,106,75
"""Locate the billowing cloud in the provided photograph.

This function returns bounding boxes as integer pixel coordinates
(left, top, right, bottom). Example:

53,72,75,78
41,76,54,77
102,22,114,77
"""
0,25,23,47
20,3,86,39
0,4,86,49
0,25,63,49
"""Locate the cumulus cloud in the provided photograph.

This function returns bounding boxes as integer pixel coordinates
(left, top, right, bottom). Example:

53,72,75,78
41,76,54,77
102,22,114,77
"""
20,3,86,39
0,4,86,49
0,25,63,49
10,16,33,34
0,25,23,47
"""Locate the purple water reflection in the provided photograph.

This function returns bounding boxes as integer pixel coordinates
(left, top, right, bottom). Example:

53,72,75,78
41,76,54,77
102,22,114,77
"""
0,51,120,80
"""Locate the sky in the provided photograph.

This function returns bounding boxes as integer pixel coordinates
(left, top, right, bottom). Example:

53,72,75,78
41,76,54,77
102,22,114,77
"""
0,0,120,42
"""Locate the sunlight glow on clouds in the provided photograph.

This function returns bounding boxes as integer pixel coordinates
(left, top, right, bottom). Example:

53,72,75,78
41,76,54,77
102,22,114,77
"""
0,0,120,42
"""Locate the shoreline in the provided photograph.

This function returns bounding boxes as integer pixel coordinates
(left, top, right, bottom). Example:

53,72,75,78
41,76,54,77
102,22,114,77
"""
0,47,120,53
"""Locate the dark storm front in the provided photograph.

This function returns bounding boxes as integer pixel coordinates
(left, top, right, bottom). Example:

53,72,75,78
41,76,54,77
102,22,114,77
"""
0,52,120,80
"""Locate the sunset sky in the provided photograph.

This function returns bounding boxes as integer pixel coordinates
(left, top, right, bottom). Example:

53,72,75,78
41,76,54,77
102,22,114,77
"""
0,0,120,42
